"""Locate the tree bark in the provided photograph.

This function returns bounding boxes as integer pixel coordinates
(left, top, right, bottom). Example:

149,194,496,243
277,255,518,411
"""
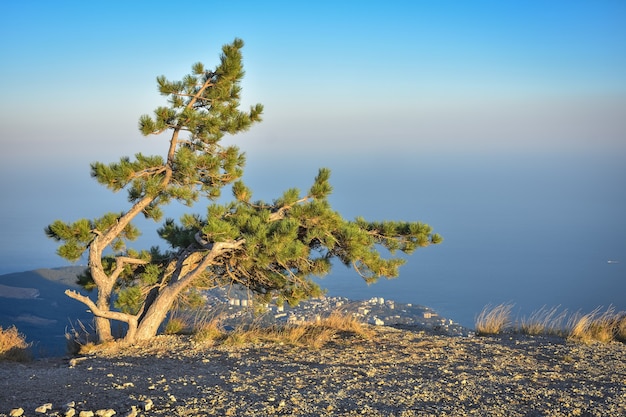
87,240,114,342
134,285,180,341
94,292,113,342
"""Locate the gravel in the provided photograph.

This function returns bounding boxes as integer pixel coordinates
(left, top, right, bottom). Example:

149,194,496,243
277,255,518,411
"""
1,327,625,416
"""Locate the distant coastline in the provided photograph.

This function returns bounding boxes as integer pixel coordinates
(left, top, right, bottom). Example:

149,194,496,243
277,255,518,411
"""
0,284,40,299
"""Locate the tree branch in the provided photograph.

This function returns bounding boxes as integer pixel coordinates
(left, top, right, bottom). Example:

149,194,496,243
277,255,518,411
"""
65,290,137,325
169,239,246,292
268,196,312,222
110,256,149,281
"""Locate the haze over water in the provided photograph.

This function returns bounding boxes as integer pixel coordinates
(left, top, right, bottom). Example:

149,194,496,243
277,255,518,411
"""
253,151,626,328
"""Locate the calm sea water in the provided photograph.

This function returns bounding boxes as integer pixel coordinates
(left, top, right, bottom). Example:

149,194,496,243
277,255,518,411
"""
310,152,626,328
2,151,624,329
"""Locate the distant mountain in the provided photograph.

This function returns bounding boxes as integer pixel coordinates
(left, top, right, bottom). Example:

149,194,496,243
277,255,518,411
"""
0,266,94,357
33,266,88,287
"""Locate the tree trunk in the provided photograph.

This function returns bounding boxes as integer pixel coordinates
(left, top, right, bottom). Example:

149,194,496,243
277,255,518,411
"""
134,285,180,341
94,293,113,342
87,241,114,342
132,241,243,341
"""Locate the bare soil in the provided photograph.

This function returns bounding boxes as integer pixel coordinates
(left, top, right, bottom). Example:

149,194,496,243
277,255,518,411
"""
1,327,625,416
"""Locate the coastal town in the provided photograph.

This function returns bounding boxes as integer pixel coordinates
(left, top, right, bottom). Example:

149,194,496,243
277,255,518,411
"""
195,286,471,336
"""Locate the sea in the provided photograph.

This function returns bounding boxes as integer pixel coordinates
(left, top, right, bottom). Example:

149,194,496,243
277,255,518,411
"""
307,151,626,328
1,150,625,330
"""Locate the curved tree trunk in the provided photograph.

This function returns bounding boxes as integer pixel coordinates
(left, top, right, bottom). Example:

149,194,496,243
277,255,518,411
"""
133,241,244,341
134,285,180,341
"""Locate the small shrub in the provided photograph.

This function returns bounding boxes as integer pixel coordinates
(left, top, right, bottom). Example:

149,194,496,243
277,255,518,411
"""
0,325,32,362
475,303,513,335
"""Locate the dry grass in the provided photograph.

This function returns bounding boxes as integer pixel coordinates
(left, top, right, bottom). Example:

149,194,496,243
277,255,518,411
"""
193,316,228,344
0,325,32,362
615,314,626,342
567,307,624,344
477,303,626,345
519,306,568,336
65,319,97,355
475,303,514,335
193,311,373,349
164,317,188,335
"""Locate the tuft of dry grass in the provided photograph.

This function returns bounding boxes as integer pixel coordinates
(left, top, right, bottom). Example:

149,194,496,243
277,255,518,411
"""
164,317,189,335
475,303,514,335
0,325,32,362
615,314,626,343
193,317,228,344
567,306,623,344
479,303,626,344
519,306,568,336
193,311,373,349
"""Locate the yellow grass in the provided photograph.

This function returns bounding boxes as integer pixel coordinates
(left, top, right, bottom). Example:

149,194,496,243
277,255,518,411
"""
476,303,626,345
0,325,32,362
193,317,228,344
519,306,568,336
193,311,373,349
567,307,622,344
475,303,513,335
616,314,626,342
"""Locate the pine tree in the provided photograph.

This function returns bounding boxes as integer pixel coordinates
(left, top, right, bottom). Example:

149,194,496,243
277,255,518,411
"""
46,39,442,344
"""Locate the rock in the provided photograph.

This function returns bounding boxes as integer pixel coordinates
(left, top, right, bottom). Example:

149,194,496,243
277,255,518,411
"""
143,399,153,411
9,408,24,417
35,403,53,413
95,409,116,417
79,411,94,417
65,408,76,417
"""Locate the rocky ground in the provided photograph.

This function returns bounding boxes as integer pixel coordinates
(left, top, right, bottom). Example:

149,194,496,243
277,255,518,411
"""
1,326,625,417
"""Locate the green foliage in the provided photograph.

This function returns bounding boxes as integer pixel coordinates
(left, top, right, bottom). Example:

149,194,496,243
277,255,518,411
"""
157,167,442,306
114,286,143,315
46,38,441,344
140,263,161,285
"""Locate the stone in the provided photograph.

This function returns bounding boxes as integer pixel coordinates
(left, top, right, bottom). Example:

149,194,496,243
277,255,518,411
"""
65,408,76,417
9,408,24,417
35,403,53,413
95,409,116,417
79,411,94,417
143,399,153,411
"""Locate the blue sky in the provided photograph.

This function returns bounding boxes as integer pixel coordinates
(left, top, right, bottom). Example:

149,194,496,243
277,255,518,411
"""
1,1,625,274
